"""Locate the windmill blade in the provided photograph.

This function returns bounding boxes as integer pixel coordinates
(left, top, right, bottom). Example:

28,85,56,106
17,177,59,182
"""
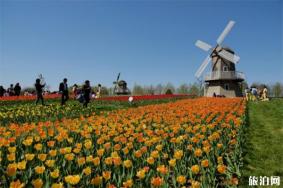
218,49,240,64
195,55,211,78
116,73,120,82
216,20,235,45
195,40,212,51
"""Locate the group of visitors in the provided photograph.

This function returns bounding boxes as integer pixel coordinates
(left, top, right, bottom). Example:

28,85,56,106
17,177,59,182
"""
34,78,100,107
245,85,269,101
72,83,102,99
0,83,21,97
0,78,102,108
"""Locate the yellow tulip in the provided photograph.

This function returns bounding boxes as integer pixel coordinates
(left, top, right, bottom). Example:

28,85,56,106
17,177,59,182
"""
32,178,43,188
64,153,75,161
123,179,133,188
136,169,146,179
174,150,184,160
83,166,92,175
9,179,25,188
102,171,111,181
177,175,186,185
51,183,64,188
22,137,33,146
25,154,35,161
8,146,16,153
123,159,132,168
104,157,113,165
169,158,176,167
7,153,16,161
35,166,45,174
17,160,27,170
93,157,100,166
38,154,47,162
6,163,17,176
217,164,226,174
77,157,86,166
147,156,155,165
194,148,202,157
34,143,43,151
64,175,81,185
84,139,92,149
191,165,200,174
49,150,57,157
201,159,209,168
50,169,60,179
45,160,55,168
91,176,103,186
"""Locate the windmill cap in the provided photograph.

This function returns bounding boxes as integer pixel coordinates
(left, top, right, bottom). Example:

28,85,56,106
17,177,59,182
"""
221,46,235,54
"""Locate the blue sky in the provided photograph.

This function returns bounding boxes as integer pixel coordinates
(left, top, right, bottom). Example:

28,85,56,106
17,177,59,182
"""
0,0,282,90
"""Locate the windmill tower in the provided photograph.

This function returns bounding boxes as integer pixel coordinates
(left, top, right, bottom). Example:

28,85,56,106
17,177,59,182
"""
195,20,245,97
113,73,131,95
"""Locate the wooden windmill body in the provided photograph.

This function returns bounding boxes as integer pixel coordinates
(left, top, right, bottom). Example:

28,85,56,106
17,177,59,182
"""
195,21,245,98
204,46,244,97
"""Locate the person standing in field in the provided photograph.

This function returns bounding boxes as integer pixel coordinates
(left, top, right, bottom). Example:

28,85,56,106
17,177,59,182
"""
72,84,79,99
82,80,91,107
96,84,102,98
244,87,250,101
262,85,269,101
8,84,14,96
59,78,69,106
0,86,5,97
35,79,45,105
251,87,258,101
14,83,21,96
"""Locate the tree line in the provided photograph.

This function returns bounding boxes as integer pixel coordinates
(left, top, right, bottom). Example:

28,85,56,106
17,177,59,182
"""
19,82,283,97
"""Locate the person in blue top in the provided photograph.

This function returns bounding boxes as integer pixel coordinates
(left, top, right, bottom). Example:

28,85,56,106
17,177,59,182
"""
251,87,258,101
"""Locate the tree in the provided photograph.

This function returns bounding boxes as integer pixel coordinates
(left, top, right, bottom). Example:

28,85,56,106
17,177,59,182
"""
163,83,175,94
272,82,283,97
154,84,164,95
22,87,35,93
108,87,114,96
165,89,173,95
250,82,262,88
143,85,155,95
132,84,144,95
177,84,190,94
189,83,200,96
241,81,248,93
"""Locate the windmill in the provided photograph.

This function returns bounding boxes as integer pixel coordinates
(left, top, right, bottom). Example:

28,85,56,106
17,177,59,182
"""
195,20,245,97
113,73,131,95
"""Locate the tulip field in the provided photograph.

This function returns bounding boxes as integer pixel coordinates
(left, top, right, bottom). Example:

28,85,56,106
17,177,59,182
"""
0,95,189,125
0,97,246,188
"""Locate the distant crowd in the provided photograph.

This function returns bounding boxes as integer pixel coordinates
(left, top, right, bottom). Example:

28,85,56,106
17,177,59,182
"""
0,78,102,107
0,83,22,97
244,85,269,101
